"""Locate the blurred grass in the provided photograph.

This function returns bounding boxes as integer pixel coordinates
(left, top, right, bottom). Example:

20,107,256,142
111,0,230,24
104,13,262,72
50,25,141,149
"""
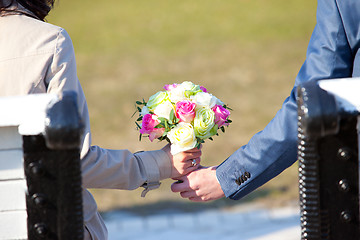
48,0,317,211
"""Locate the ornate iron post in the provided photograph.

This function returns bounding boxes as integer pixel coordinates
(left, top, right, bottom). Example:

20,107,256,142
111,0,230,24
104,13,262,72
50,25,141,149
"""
23,92,84,240
297,80,360,240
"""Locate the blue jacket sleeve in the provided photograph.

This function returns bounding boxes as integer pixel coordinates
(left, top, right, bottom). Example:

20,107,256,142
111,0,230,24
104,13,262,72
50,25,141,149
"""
216,0,355,200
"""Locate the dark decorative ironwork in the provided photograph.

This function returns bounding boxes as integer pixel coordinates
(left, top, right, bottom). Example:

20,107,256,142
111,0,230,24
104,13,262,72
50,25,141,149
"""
297,81,359,240
23,92,84,240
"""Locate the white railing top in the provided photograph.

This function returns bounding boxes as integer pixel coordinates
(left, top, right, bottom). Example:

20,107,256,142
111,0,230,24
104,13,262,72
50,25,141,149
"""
318,77,360,113
0,93,58,135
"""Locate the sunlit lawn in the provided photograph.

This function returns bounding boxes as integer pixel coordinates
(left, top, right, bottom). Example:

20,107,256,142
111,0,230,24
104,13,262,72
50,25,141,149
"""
49,0,317,211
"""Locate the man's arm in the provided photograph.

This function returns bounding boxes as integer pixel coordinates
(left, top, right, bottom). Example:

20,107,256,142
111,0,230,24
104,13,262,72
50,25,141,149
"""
172,0,354,201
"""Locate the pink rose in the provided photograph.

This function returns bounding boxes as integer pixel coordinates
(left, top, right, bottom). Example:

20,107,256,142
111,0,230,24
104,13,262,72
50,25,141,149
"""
212,105,230,127
139,114,165,141
200,86,207,93
163,83,178,91
175,100,196,123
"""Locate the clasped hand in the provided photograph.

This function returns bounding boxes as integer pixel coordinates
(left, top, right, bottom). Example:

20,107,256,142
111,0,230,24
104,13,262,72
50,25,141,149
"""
162,144,202,179
171,165,225,202
162,144,225,202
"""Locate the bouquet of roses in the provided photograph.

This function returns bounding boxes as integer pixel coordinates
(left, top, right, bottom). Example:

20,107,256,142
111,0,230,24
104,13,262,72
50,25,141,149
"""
134,81,232,155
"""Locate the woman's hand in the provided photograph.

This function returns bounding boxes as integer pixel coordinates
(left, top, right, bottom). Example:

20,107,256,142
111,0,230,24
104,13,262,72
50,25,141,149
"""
162,144,202,179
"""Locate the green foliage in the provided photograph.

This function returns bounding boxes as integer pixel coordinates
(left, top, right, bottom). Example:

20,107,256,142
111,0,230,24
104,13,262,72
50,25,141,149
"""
135,121,141,131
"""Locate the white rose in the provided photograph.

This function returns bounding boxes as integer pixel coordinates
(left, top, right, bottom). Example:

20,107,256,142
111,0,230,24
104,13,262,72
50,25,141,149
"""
140,106,150,116
153,100,175,120
214,96,224,106
190,92,217,108
180,81,196,90
168,85,187,103
167,122,197,155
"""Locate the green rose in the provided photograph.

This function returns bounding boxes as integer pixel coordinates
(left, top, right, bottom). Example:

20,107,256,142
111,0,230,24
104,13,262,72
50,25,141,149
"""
193,107,217,139
181,81,201,98
146,91,169,111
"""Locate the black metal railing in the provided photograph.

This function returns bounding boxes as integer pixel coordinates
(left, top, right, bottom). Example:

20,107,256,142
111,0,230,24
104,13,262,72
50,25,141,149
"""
23,91,84,240
297,80,360,240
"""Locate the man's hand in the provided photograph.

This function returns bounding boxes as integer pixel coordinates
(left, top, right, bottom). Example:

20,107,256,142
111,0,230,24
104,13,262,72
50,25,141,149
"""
162,144,202,179
171,166,225,202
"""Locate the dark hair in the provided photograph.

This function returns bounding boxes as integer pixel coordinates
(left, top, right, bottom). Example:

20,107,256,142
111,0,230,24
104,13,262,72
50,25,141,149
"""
0,0,55,21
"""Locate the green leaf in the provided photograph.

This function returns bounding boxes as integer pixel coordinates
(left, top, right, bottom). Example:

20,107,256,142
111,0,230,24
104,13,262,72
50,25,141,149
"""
139,134,142,141
221,126,225,132
227,119,232,123
156,117,168,129
131,109,138,118
136,116,143,121
136,101,143,105
209,137,213,141
169,109,175,122
224,105,233,111
195,138,205,148
135,121,141,129
157,117,167,123
137,106,142,112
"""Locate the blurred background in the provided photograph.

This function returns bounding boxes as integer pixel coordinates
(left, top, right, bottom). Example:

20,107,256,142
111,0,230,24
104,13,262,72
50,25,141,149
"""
48,0,316,215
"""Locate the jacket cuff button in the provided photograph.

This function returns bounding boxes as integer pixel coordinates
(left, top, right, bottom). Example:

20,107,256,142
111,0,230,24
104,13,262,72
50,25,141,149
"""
241,175,247,182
